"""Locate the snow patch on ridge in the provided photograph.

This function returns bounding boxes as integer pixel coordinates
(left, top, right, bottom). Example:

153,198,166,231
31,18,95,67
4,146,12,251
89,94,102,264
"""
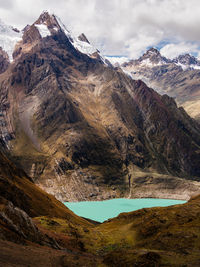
54,15,99,57
72,39,97,55
139,58,167,67
122,69,132,78
174,62,200,71
0,19,22,61
35,24,51,38
175,62,188,71
191,65,200,70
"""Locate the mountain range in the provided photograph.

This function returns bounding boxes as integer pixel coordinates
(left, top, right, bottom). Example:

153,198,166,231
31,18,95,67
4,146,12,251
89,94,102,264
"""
0,11,200,266
0,12,200,202
122,48,200,121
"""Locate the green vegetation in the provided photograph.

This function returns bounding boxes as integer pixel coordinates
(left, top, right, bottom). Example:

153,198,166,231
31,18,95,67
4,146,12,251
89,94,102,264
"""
31,195,200,266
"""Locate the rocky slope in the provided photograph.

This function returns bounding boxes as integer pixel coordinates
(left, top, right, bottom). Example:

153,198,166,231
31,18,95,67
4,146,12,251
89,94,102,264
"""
0,11,200,266
0,146,102,265
1,144,200,266
122,48,200,121
0,12,200,202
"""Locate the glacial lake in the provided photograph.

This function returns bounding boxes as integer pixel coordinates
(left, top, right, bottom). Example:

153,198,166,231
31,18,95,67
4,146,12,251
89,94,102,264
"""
64,198,186,223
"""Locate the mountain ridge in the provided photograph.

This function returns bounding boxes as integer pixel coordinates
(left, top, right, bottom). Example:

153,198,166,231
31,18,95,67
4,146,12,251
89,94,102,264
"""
122,47,200,70
0,12,200,202
122,48,200,121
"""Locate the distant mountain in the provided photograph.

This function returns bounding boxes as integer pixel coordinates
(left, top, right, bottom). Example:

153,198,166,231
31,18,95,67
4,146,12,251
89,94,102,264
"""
128,48,170,66
173,53,200,70
122,48,200,121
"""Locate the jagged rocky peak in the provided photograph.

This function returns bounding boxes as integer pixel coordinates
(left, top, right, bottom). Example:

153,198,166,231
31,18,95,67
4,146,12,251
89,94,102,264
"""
22,11,59,43
35,11,58,25
140,47,169,64
173,53,199,66
21,11,101,59
34,11,62,33
78,33,90,43
123,47,170,67
145,47,160,56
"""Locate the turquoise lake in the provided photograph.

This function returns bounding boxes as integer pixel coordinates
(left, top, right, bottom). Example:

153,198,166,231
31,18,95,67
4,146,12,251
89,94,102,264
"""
64,198,186,223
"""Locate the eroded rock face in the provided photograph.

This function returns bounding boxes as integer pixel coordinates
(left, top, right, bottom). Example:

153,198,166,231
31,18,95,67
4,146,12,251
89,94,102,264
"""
1,13,200,201
0,48,9,74
78,33,90,43
0,198,59,248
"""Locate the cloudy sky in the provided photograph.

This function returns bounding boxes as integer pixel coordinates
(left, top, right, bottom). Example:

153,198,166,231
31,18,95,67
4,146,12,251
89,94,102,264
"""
0,0,200,59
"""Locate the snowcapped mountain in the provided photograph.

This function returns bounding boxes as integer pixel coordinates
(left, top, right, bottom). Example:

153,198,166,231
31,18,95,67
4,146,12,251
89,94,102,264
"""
0,10,200,204
0,19,21,61
122,48,200,71
132,48,170,66
1,11,200,267
172,54,200,70
0,11,105,64
122,48,200,121
48,13,99,57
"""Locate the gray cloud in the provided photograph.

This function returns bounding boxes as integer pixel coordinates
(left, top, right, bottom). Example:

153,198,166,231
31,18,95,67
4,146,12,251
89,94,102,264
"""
0,0,13,10
0,0,200,58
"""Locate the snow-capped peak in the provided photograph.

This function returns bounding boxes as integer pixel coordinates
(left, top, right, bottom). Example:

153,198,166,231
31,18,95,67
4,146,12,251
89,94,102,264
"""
33,12,101,59
53,14,98,56
173,54,197,65
0,19,22,61
121,47,170,68
35,24,51,38
172,54,200,70
0,12,105,64
146,47,160,55
140,48,170,66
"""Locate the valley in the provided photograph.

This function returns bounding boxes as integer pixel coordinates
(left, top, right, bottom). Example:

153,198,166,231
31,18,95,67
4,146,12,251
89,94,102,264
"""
0,10,200,267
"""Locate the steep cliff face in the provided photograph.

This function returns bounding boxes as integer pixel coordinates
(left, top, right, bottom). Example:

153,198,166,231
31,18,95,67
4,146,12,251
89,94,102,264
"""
0,13,200,201
0,47,9,73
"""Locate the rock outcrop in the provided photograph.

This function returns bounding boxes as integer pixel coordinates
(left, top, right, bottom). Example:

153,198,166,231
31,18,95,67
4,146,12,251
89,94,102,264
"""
0,148,100,265
0,47,9,73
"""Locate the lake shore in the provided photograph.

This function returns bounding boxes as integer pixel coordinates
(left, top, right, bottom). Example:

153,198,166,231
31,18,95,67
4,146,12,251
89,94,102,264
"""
64,198,186,222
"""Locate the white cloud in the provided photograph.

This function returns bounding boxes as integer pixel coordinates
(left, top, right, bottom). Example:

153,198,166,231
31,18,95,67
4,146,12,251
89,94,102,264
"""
0,0,200,58
125,28,164,58
160,42,199,59
0,0,13,10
